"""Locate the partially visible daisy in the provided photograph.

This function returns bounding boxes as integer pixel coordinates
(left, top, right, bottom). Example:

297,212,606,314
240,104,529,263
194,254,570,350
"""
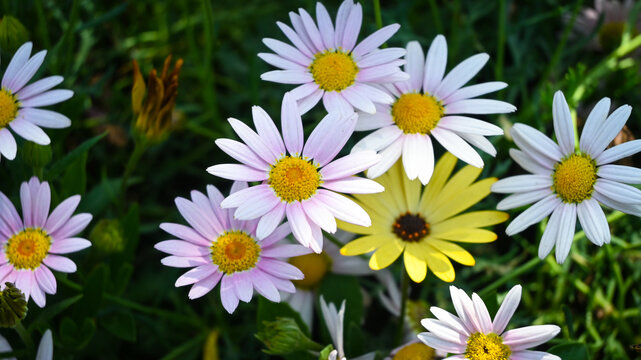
340,153,508,282
0,177,92,307
352,37,515,184
0,42,73,162
259,0,408,114
419,285,560,359
283,230,374,327
320,296,375,360
492,91,641,263
155,182,310,314
207,93,383,253
573,0,641,51
0,328,53,360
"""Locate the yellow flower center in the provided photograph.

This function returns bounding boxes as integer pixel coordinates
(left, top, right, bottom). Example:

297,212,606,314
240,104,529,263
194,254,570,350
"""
268,156,321,203
552,153,597,203
465,332,511,360
210,231,261,274
0,89,18,129
288,252,331,289
392,212,430,242
5,228,51,270
309,51,358,92
393,342,435,360
392,93,444,134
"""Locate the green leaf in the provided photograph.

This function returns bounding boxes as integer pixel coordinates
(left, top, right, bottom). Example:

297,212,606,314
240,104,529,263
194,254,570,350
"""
548,341,590,360
318,274,364,335
76,263,108,319
59,316,96,349
256,297,309,336
46,132,107,180
27,295,83,332
112,263,134,296
59,151,87,199
100,309,137,342
120,203,140,262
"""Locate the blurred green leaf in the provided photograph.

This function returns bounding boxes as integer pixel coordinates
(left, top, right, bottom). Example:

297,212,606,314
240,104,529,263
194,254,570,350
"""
76,263,108,319
100,309,137,342
60,151,87,198
548,342,590,360
59,316,96,349
28,294,83,333
46,132,107,180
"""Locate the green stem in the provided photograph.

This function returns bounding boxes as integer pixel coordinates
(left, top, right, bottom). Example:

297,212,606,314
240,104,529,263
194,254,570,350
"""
478,257,540,298
324,232,344,249
495,0,506,84
394,270,409,347
14,323,34,356
427,0,443,34
118,138,149,213
372,0,383,29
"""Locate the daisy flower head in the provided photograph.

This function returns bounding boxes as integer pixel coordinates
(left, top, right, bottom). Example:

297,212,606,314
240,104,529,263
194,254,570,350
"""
155,182,311,314
0,177,92,307
283,230,373,327
0,42,73,162
207,93,384,253
352,36,516,185
340,153,509,283
259,0,408,115
418,285,561,360
573,0,640,51
492,91,641,264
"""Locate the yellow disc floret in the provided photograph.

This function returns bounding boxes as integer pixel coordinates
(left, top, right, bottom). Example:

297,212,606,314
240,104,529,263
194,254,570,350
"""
393,342,435,360
5,228,51,270
552,153,597,203
310,51,358,92
392,93,444,134
465,332,511,360
210,231,261,274
269,156,321,203
289,252,331,289
0,89,18,128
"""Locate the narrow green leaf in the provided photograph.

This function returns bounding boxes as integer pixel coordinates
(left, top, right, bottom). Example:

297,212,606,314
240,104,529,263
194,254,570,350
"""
46,132,107,180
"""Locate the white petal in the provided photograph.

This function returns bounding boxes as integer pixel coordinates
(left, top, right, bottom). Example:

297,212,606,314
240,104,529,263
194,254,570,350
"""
366,137,402,179
404,41,425,91
577,198,609,246
580,97,610,154
597,164,641,184
509,148,553,175
431,127,483,168
262,38,311,66
589,104,632,158
16,76,63,101
352,24,400,58
596,139,641,165
502,325,561,351
492,285,522,334
2,42,32,89
444,81,508,103
423,34,448,94
438,116,504,136
0,129,17,160
496,188,553,210
552,91,575,154
315,2,335,50
491,175,553,193
554,203,576,264
594,178,641,204
18,89,73,107
351,126,402,153
435,53,489,100
445,99,516,115
506,195,561,236
260,70,312,84
276,21,314,58
18,108,70,129
9,118,50,145
510,124,563,163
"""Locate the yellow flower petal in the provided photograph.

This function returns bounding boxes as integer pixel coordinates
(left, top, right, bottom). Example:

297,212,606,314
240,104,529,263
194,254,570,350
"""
336,219,375,235
426,164,483,214
420,152,457,210
372,172,406,215
428,178,497,224
414,243,455,282
426,238,475,266
369,240,405,270
398,161,422,213
432,211,509,234
340,234,396,256
404,243,427,282
431,229,498,243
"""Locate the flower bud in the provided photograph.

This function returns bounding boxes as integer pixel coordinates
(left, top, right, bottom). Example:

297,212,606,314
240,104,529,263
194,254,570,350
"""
255,317,321,355
0,282,28,327
90,219,125,255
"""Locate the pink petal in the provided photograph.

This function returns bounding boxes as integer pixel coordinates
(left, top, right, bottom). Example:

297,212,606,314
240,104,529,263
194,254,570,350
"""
188,271,223,299
43,255,76,273
49,237,91,254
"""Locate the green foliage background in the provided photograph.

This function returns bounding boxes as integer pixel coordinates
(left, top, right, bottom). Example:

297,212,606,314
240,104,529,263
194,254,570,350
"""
1,0,641,359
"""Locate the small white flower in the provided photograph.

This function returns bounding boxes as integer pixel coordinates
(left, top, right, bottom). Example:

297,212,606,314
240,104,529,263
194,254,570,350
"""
493,90,641,263
418,285,560,360
320,296,375,360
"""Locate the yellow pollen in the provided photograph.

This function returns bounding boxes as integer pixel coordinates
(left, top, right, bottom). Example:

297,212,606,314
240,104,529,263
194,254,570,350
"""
5,228,51,270
552,153,597,203
309,51,358,92
210,231,261,274
288,252,331,289
465,332,511,360
269,156,321,203
0,89,18,129
393,342,435,360
392,93,444,134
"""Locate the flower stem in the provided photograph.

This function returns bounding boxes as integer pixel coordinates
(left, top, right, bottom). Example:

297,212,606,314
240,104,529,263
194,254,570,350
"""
14,322,34,356
118,138,149,214
394,270,410,347
372,0,383,29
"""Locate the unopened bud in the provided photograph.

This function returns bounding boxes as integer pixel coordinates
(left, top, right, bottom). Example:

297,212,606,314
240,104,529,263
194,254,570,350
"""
0,282,28,327
90,219,125,255
256,317,321,355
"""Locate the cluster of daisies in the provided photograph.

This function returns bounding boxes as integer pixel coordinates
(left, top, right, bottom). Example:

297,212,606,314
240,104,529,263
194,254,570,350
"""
1,0,640,358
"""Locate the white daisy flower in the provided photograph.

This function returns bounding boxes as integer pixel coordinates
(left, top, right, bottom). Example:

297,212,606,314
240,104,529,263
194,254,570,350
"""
320,296,375,360
259,0,408,115
418,285,561,360
0,42,73,162
352,36,516,184
492,91,641,263
207,93,383,253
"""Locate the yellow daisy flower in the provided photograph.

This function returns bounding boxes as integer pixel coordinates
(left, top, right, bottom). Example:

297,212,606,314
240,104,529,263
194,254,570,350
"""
339,152,508,282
